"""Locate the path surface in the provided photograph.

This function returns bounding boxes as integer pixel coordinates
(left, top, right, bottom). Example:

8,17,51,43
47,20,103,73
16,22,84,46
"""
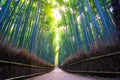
26,67,117,80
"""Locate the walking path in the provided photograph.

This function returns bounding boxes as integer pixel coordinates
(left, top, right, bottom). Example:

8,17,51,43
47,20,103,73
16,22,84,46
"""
26,67,117,80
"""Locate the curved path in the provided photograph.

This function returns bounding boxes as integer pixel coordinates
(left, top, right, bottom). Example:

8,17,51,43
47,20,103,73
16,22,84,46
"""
27,67,117,80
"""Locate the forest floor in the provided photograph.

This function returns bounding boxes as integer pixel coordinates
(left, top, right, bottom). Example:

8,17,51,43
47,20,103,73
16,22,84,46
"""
26,67,119,80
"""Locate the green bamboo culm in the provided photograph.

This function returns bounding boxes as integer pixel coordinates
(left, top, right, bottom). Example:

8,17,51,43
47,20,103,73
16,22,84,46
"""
0,0,55,64
58,0,119,64
0,0,119,65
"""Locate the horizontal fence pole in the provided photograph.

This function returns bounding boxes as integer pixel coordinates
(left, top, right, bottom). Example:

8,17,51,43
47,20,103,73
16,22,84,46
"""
0,60,52,69
64,69,120,74
5,71,51,80
65,51,120,67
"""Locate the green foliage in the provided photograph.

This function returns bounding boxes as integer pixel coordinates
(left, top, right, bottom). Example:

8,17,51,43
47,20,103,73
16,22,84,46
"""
0,0,55,64
0,0,118,65
56,0,119,65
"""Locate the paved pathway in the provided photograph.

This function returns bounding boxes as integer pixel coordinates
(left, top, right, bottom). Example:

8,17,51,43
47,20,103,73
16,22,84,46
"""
26,67,118,80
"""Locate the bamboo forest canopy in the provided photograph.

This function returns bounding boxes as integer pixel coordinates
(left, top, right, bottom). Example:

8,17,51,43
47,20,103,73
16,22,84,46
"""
0,0,119,65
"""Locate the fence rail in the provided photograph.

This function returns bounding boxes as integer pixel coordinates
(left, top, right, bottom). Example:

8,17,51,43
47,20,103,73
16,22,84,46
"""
0,60,52,69
64,51,120,67
0,60,54,80
62,69,120,74
5,72,47,80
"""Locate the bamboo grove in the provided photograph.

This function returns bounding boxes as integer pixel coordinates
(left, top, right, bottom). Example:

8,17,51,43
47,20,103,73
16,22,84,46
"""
0,0,119,65
57,0,119,64
0,0,55,64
